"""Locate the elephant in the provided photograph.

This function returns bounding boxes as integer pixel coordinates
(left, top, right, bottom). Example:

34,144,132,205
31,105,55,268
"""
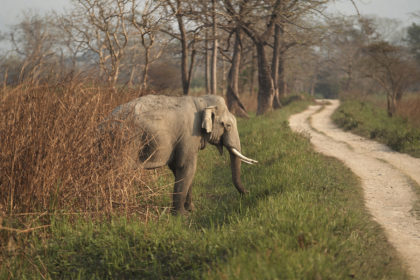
105,94,257,215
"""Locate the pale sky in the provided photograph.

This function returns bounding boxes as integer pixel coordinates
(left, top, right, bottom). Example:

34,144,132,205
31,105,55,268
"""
0,0,419,31
328,0,420,24
0,0,71,31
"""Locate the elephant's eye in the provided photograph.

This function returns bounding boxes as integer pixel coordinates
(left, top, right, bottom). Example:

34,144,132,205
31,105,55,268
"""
224,123,232,131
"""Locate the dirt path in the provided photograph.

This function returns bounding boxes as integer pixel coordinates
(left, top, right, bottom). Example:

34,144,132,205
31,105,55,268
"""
289,100,420,279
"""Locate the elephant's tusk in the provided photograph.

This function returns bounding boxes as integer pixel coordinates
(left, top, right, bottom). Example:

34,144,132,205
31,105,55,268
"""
230,148,258,165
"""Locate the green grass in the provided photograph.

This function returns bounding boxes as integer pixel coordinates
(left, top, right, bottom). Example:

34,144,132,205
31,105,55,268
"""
332,100,420,158
1,100,408,279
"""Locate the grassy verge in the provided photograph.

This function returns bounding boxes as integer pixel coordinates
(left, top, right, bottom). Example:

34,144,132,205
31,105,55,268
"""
1,100,408,279
332,100,420,158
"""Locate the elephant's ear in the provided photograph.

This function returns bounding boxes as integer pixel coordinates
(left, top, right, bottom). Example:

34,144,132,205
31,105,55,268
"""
202,106,216,133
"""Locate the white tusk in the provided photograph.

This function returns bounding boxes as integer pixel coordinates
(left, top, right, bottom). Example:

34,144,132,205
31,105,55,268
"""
242,159,256,165
231,148,258,165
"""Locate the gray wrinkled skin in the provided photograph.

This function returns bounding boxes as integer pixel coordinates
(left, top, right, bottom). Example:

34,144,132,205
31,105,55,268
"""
106,95,248,215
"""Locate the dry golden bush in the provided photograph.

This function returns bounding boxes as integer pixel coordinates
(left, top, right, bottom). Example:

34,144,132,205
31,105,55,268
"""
397,93,420,128
0,82,167,218
238,93,258,113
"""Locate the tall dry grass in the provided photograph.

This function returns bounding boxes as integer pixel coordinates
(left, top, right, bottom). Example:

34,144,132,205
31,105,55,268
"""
397,93,420,128
0,82,167,219
343,91,420,129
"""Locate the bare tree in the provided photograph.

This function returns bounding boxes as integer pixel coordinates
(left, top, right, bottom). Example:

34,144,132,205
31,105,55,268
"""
284,43,322,96
205,27,211,94
223,0,329,114
70,0,132,88
362,41,419,116
221,0,249,116
55,14,86,81
210,0,219,95
194,1,212,94
272,0,331,105
239,0,281,115
130,0,167,89
313,16,381,98
326,17,363,91
161,0,200,95
225,28,248,117
9,13,57,84
271,22,302,107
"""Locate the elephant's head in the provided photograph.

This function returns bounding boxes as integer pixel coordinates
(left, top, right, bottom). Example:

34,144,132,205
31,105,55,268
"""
200,96,257,194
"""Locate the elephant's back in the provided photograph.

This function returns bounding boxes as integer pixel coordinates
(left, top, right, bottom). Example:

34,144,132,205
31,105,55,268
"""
113,95,193,119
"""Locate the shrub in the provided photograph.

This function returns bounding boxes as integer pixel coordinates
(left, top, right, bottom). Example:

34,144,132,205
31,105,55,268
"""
0,83,165,217
333,109,360,130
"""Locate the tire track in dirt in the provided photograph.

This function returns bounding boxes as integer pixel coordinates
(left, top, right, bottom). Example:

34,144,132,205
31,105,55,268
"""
289,100,420,279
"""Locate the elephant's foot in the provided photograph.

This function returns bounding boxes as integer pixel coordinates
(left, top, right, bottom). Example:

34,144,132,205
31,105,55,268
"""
184,202,195,212
171,207,190,216
171,200,190,216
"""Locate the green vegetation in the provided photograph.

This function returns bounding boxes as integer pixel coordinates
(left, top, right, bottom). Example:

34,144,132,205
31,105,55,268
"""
2,100,408,279
407,23,420,64
332,99,420,158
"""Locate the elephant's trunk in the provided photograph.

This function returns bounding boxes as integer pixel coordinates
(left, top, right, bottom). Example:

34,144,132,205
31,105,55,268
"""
230,153,247,194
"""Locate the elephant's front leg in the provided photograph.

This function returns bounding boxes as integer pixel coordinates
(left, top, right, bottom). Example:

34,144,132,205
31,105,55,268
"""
184,187,195,212
170,157,197,215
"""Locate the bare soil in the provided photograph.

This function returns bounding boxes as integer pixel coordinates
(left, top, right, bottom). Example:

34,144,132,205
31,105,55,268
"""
289,100,420,279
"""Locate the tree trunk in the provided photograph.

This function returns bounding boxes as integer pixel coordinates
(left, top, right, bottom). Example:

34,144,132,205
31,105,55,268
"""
249,50,256,96
344,62,353,91
176,13,190,95
387,93,397,117
310,76,315,96
128,64,136,88
211,40,218,94
141,46,151,90
211,0,218,95
271,24,282,109
222,57,227,95
205,30,211,94
187,48,196,94
395,89,404,103
278,55,287,98
109,59,120,89
256,42,275,115
227,28,248,118
180,35,189,95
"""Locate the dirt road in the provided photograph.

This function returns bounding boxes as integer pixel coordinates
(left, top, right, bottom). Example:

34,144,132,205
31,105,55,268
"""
289,100,420,279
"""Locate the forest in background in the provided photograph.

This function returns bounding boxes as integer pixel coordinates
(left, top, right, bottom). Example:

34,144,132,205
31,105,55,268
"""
0,0,419,116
